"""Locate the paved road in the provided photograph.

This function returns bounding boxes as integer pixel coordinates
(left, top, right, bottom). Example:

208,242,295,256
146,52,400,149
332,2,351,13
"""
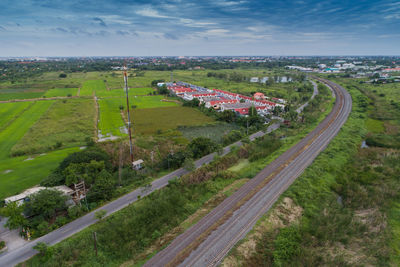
0,124,280,267
144,78,351,267
296,79,318,114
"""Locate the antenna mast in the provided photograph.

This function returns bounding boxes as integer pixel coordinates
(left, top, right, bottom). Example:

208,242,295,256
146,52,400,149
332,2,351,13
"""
124,67,134,167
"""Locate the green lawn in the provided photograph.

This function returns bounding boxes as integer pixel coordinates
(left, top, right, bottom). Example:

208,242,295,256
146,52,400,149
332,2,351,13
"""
11,99,95,156
132,106,215,135
0,102,32,129
0,101,53,160
0,147,80,200
44,88,79,97
98,98,127,137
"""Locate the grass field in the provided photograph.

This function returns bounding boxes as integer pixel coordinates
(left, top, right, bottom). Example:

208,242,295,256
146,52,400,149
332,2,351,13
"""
80,80,107,96
131,95,178,109
98,98,127,137
0,101,53,160
0,102,32,129
178,123,240,143
0,91,45,101
0,147,80,199
365,118,385,133
43,88,78,97
132,106,215,134
11,99,95,156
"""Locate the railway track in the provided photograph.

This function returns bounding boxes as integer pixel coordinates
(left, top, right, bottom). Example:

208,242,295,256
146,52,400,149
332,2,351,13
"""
144,78,352,267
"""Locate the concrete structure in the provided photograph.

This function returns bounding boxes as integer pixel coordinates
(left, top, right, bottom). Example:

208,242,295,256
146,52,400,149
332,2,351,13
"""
4,186,75,206
133,159,144,170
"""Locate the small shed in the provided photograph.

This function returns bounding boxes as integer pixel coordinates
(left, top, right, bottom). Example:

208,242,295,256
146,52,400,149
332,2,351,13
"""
132,159,144,170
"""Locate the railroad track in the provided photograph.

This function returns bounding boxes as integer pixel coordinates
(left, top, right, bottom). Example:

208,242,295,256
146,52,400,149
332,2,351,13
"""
144,78,352,267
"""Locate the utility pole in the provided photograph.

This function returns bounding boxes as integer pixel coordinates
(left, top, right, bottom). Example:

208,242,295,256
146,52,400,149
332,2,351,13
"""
124,68,134,168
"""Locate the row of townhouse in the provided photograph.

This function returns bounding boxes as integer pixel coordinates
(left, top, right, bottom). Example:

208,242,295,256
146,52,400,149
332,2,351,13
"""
166,82,285,116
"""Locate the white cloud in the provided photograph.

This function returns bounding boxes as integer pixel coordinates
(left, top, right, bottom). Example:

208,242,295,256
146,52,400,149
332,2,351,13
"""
135,7,171,19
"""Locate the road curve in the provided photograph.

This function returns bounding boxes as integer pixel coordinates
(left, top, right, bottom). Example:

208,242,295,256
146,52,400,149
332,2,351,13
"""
144,78,352,267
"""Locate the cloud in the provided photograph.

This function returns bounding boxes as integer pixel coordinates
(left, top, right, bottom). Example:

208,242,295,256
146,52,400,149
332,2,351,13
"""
0,26,6,31
55,27,68,33
164,33,178,40
93,17,107,27
115,30,130,36
136,7,171,19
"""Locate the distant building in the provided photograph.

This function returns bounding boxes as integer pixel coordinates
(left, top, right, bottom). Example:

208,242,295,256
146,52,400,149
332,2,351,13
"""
253,92,265,100
260,77,269,83
250,77,259,83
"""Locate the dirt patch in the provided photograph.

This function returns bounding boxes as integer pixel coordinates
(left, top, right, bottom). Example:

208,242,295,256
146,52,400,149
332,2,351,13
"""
222,197,303,266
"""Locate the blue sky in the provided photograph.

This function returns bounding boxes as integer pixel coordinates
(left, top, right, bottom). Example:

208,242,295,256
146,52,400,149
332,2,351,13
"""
0,0,399,56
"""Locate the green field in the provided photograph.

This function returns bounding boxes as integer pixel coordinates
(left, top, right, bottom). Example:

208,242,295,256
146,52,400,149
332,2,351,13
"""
0,102,32,129
131,95,178,109
365,118,385,133
132,106,215,134
0,101,53,159
11,99,95,156
0,147,80,199
129,87,155,95
80,80,107,96
0,91,45,101
98,98,127,137
43,88,78,97
178,123,240,143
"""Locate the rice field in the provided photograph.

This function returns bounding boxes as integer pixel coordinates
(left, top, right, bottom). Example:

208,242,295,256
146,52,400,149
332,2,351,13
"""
0,102,32,129
44,88,79,97
0,101,53,159
0,91,45,101
80,80,107,96
98,98,127,137
132,106,215,135
131,95,179,109
11,99,95,156
0,147,80,200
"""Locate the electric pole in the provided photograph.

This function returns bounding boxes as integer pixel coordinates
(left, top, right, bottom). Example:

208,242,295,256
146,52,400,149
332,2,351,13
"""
124,68,134,168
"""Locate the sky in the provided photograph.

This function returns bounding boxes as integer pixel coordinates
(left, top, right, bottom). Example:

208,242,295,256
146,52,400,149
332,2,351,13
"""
0,0,400,56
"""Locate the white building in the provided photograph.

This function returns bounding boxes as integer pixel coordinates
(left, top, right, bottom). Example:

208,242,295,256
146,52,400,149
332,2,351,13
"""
250,77,259,83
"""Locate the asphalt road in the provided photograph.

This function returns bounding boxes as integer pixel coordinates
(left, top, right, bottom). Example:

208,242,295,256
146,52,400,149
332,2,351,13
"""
0,123,279,267
144,78,352,267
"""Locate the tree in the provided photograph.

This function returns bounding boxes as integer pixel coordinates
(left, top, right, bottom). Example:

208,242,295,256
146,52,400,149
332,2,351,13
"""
87,169,115,202
59,73,67,78
188,137,217,158
157,84,169,95
24,189,68,220
0,202,27,230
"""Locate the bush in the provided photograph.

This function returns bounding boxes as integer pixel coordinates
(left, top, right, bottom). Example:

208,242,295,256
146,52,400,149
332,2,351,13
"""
59,73,67,78
188,137,217,158
0,240,5,250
